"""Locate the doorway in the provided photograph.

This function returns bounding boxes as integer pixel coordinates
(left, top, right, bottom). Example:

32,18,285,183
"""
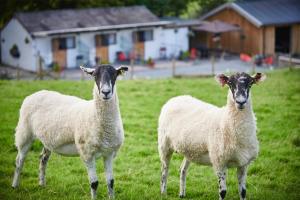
275,26,291,53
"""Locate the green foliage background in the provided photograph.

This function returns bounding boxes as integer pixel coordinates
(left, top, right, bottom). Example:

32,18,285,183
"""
0,0,230,28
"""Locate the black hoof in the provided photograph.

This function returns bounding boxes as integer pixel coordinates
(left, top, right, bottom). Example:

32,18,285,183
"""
179,194,185,198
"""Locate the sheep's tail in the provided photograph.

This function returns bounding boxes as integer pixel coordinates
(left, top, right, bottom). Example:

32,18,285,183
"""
157,104,171,161
15,101,34,150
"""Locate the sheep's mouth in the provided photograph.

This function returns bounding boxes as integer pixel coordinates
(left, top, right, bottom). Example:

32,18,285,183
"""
236,104,245,110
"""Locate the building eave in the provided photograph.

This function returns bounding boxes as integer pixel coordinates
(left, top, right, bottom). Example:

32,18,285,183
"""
32,21,171,37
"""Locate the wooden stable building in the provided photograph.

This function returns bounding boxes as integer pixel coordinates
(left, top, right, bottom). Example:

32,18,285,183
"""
197,0,300,55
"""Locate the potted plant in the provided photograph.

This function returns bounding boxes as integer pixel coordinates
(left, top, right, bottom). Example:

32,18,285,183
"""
147,57,155,68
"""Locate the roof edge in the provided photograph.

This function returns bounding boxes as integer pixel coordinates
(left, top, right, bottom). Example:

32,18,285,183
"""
200,2,262,27
2,16,33,37
32,21,171,37
231,3,262,27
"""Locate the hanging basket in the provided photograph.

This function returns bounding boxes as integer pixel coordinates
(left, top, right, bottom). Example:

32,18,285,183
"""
10,44,20,58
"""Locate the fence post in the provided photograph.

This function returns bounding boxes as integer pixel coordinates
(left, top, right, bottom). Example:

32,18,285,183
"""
172,58,176,77
16,64,20,80
211,52,215,75
252,55,256,74
130,58,134,80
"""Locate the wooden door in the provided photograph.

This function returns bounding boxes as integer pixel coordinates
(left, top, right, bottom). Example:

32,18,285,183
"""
52,38,66,69
95,35,109,64
132,32,145,61
134,42,144,60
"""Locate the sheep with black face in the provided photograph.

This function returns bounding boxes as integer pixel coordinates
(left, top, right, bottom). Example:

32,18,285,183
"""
158,72,265,200
12,65,128,199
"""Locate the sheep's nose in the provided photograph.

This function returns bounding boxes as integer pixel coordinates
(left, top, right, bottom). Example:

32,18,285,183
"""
236,100,246,106
102,90,110,97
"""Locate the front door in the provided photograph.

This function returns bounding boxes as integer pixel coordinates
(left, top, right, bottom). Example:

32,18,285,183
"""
95,35,109,64
133,31,145,61
52,38,67,69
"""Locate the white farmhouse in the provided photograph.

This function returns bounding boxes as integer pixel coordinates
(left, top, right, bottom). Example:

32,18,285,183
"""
0,6,200,71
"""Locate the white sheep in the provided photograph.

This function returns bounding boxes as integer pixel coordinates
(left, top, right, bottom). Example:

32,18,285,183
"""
158,72,266,200
12,65,128,199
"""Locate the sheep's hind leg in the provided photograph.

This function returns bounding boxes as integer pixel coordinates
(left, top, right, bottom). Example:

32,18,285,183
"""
179,158,190,198
159,148,173,195
12,140,33,188
39,147,51,186
216,168,227,200
104,153,115,199
84,158,98,200
237,165,248,200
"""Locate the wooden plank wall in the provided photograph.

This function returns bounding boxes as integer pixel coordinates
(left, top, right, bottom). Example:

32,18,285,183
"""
263,26,275,55
291,24,300,54
206,8,263,55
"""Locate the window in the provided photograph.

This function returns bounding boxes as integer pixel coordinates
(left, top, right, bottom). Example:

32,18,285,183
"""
96,33,116,46
135,30,153,42
58,37,75,49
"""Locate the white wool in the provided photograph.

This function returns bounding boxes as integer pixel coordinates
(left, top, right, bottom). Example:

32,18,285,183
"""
158,90,259,171
15,84,124,162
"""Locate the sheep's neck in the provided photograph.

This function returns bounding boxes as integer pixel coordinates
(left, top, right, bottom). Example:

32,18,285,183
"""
224,90,255,138
93,84,120,124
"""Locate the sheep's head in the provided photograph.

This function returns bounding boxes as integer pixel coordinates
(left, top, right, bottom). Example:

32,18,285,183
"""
80,65,128,100
216,72,266,110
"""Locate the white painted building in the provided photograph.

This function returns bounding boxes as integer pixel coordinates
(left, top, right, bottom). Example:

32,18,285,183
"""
1,6,200,71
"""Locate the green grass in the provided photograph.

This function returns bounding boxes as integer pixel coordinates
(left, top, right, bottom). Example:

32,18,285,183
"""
0,69,299,200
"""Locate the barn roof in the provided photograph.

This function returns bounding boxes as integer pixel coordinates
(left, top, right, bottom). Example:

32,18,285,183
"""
200,0,300,27
15,6,170,37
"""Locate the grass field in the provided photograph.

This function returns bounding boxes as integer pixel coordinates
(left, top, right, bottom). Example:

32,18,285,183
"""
0,69,299,200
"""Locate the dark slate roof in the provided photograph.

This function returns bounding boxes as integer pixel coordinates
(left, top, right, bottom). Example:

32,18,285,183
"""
201,0,300,27
15,6,166,36
235,0,300,26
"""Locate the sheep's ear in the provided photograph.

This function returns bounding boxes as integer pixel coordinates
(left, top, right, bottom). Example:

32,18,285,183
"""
80,66,95,76
252,73,266,84
215,74,229,87
116,65,128,76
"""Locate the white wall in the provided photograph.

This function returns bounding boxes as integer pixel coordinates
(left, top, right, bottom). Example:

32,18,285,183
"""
1,19,36,71
35,37,52,67
108,30,133,63
144,28,162,60
160,27,189,58
75,33,96,67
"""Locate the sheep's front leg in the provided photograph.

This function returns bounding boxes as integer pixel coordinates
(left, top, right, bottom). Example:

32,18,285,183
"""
104,154,115,199
39,147,51,186
85,158,98,200
237,165,247,200
217,169,227,200
179,158,190,198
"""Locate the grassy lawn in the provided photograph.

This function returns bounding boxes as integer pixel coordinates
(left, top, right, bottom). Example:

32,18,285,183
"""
0,69,299,200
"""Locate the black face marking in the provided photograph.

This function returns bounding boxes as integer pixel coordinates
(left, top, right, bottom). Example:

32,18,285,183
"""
220,190,227,199
110,179,114,189
93,65,118,97
241,188,246,198
227,72,255,108
91,181,99,190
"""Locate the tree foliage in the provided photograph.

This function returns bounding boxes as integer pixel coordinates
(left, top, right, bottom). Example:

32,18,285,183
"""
0,0,231,28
